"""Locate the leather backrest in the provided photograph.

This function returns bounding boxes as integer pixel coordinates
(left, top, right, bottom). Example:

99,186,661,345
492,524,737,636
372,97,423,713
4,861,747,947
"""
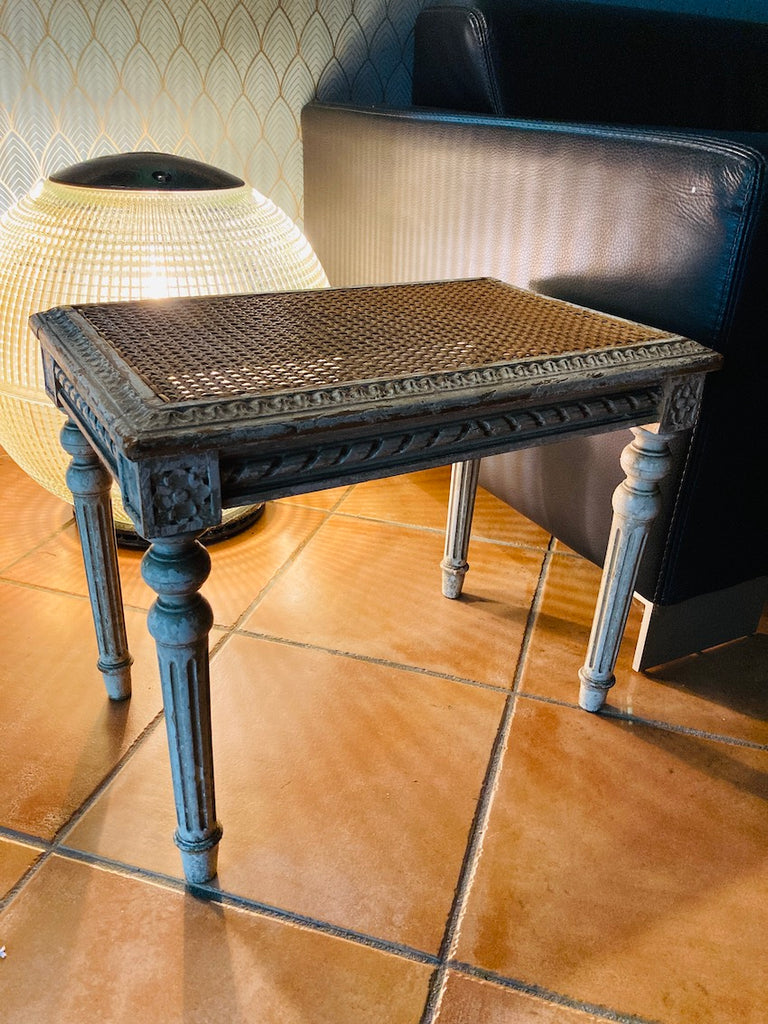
302,103,766,361
302,102,768,600
413,1,768,131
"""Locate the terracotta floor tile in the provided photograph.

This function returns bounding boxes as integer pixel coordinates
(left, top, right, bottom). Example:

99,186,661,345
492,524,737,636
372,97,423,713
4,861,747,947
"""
0,838,42,900
0,455,72,569
522,553,768,743
194,503,329,626
0,855,432,1023
434,971,606,1022
65,636,505,952
0,458,763,1021
242,517,545,687
4,501,327,627
0,582,161,839
279,484,352,510
456,699,768,1024
337,467,550,547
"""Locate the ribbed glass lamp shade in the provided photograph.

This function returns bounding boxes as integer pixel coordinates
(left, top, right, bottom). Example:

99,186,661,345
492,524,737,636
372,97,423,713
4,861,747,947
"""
0,152,329,532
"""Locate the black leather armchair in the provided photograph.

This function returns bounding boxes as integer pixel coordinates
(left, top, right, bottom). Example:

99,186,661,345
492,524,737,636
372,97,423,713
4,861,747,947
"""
301,1,768,669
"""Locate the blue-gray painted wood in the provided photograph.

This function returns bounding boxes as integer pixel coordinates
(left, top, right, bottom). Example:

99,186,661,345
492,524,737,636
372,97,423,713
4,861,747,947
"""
32,281,720,883
61,418,132,701
142,537,221,884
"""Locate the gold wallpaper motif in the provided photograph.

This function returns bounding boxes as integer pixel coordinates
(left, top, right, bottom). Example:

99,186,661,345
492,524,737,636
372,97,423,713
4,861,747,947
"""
0,0,426,223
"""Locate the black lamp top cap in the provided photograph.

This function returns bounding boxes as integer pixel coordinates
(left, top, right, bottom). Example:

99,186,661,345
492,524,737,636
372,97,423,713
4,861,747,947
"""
49,152,245,191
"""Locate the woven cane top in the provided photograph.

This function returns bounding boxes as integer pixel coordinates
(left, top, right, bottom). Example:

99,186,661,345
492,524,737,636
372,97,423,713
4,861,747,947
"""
70,279,675,405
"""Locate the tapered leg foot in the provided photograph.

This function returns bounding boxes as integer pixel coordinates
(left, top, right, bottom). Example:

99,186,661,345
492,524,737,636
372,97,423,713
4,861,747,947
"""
441,459,481,598
177,829,223,885
578,670,614,713
142,535,222,883
579,427,674,712
61,419,132,700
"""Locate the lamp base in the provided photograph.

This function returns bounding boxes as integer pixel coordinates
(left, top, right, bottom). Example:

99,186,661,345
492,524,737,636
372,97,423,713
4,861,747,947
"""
114,502,266,550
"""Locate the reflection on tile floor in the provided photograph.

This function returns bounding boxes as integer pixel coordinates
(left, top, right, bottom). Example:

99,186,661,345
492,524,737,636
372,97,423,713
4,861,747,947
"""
1,453,766,1023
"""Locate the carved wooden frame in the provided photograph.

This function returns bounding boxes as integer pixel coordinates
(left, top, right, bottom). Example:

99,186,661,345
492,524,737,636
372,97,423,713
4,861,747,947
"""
31,281,721,883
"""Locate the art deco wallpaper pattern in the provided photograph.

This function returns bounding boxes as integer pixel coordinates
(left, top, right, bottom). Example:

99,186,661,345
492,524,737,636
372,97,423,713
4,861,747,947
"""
0,0,427,224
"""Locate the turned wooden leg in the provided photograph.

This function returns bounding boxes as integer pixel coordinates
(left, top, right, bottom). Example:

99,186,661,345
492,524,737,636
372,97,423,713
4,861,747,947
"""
441,459,481,598
61,419,133,700
579,426,674,712
142,535,221,884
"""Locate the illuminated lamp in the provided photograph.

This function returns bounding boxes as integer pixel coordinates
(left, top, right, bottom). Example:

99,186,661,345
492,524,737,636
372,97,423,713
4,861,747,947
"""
0,152,328,543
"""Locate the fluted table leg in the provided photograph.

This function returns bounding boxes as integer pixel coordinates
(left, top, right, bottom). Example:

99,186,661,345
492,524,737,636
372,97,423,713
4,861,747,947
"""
441,458,481,598
61,419,133,700
579,426,674,712
142,535,222,884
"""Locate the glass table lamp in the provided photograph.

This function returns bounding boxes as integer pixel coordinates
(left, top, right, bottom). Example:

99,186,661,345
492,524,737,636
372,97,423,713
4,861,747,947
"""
0,151,328,541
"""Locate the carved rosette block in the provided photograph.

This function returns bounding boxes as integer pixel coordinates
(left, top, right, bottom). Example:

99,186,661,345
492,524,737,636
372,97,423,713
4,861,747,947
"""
128,457,222,540
441,459,481,598
578,426,674,712
660,374,705,432
61,419,133,700
142,536,222,884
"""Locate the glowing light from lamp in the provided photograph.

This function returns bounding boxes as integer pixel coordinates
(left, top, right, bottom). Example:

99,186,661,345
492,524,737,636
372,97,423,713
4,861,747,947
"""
0,152,329,532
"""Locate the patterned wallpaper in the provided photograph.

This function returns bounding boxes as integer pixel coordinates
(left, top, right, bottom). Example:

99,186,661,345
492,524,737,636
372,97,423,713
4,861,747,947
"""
0,0,427,225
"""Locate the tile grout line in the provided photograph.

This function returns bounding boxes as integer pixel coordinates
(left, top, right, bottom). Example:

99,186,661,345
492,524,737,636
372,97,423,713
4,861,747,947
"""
1,494,352,910
0,513,76,577
598,705,768,751
3,841,443,972
445,961,662,1024
420,539,556,1024
53,711,170,851
1,710,170,914
231,627,522,694
58,488,488,843
174,620,768,755
329,506,552,552
3,478,764,1016
0,574,152,620
0,830,53,913
208,489,354,658
0,490,435,912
